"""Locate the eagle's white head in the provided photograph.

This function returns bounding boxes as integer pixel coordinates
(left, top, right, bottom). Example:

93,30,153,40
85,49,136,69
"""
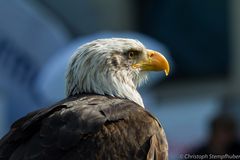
66,38,169,107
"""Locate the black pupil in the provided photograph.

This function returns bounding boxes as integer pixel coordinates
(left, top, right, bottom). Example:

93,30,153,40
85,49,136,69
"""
130,52,134,57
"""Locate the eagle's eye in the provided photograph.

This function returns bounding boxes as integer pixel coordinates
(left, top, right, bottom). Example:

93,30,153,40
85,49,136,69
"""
127,50,139,59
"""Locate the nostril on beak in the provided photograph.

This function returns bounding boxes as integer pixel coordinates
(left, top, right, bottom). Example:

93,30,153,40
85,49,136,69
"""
148,52,154,57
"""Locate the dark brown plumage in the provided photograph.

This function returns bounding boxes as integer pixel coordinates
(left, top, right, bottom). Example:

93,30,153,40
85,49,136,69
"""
0,94,168,160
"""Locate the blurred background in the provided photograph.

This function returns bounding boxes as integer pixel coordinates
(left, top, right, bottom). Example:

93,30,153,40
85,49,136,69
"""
0,0,240,159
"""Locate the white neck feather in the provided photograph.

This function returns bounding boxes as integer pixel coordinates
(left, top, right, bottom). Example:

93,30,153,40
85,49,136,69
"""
66,67,145,107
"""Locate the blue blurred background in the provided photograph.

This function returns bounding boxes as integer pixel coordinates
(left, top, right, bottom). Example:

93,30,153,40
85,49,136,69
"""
0,0,240,159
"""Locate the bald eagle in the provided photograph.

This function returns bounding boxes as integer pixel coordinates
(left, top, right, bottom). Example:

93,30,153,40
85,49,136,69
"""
0,38,169,160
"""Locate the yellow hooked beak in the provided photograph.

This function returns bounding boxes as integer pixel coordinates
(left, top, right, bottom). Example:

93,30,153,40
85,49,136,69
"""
132,50,170,76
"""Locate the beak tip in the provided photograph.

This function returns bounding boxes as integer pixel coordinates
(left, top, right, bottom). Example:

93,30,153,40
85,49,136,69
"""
164,60,170,76
165,70,169,76
164,68,170,76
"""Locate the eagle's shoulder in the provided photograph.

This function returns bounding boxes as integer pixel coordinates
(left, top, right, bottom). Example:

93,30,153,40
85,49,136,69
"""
0,94,167,160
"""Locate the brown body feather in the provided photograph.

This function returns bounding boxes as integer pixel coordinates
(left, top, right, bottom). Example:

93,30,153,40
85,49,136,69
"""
0,94,168,160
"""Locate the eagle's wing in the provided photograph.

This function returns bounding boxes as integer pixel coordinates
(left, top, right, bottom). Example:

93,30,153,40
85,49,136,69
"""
0,94,168,160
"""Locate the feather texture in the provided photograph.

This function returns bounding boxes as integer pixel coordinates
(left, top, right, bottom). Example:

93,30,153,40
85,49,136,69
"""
0,94,168,160
65,38,148,107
